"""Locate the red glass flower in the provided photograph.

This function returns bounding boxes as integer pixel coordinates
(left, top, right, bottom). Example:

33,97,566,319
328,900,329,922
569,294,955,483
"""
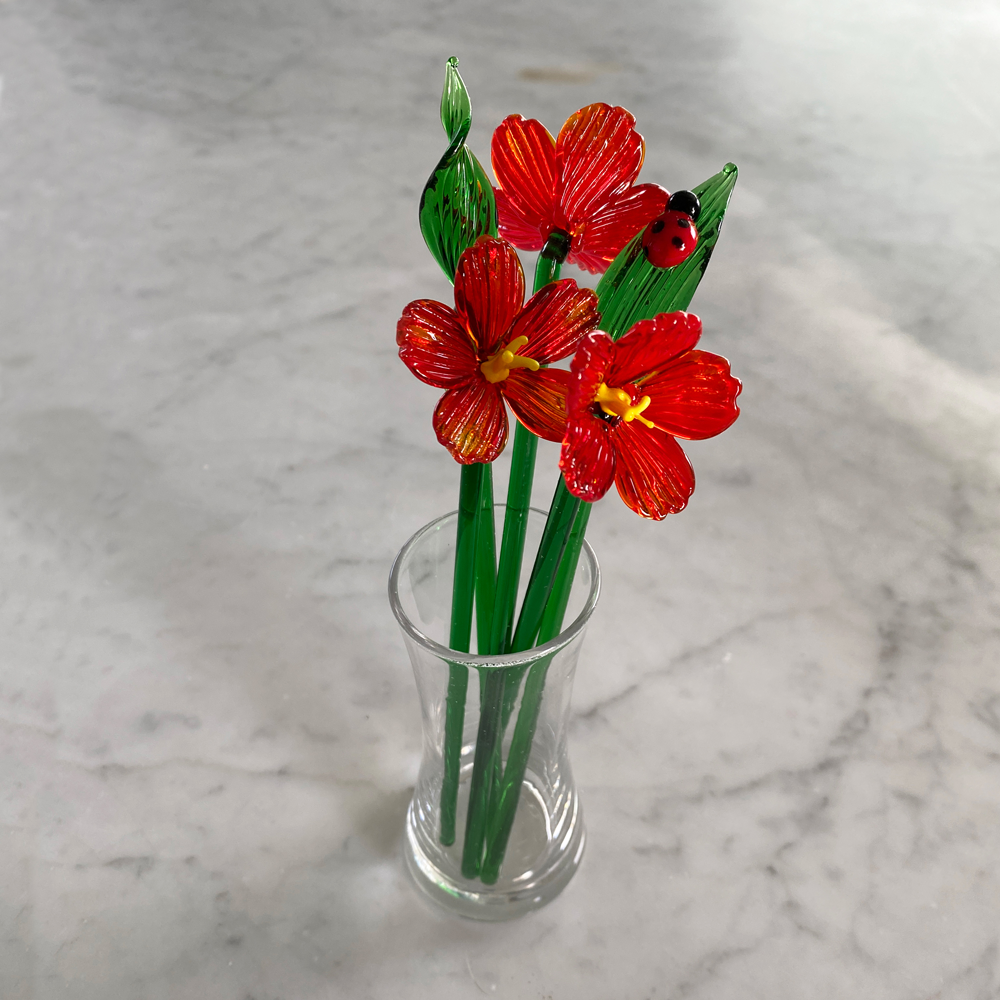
491,103,669,274
398,237,601,464
560,313,741,519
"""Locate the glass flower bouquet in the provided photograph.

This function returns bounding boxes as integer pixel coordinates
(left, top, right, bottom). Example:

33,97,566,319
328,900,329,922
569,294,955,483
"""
390,58,741,919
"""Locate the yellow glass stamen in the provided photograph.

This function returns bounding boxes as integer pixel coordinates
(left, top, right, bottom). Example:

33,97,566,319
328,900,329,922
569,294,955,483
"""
595,382,655,428
480,335,540,384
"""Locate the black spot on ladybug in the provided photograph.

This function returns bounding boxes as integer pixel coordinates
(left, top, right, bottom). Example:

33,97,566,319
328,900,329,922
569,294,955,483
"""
671,236,685,249
676,217,690,229
651,219,665,234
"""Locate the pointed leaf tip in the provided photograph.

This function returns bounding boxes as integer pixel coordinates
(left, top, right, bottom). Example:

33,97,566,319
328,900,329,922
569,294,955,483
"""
441,57,473,144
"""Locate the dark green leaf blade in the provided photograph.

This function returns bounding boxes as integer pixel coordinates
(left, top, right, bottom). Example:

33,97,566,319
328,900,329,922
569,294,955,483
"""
595,163,738,340
419,58,498,282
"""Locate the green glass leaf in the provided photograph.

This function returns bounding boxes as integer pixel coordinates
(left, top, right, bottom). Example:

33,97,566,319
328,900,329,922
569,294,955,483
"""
594,163,738,340
440,55,472,144
419,57,498,283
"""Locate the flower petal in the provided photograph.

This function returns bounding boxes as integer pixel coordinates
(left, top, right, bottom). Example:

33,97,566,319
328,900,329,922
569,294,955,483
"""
397,299,479,388
453,237,526,357
433,377,508,464
503,367,571,442
566,330,615,419
567,183,669,274
610,423,695,519
641,350,742,440
491,115,558,247
560,331,617,501
609,311,704,386
555,104,646,233
507,279,600,365
495,186,546,251
560,412,616,502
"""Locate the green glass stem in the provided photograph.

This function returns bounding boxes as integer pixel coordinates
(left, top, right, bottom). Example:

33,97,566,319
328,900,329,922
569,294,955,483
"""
439,462,484,846
489,425,537,655
488,233,567,658
480,499,592,885
473,466,500,831
533,230,568,291
498,499,593,728
478,657,549,885
491,478,581,773
538,501,592,643
475,466,497,654
460,667,506,878
509,478,581,654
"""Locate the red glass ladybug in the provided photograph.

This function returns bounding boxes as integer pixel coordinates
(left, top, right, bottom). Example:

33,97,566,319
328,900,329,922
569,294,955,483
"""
641,190,700,269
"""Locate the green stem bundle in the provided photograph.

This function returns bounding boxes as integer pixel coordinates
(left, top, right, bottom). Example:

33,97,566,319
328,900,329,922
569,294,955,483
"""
480,499,591,883
456,234,572,875
510,479,581,653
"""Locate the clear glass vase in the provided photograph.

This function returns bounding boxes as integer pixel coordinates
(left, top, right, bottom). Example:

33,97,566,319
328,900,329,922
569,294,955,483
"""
389,506,599,920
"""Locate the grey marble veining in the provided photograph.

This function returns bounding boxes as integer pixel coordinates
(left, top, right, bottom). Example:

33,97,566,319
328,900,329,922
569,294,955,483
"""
2,1,1000,997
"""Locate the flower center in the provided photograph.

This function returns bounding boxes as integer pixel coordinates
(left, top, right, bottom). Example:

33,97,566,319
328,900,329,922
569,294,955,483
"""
594,383,655,428
480,336,540,384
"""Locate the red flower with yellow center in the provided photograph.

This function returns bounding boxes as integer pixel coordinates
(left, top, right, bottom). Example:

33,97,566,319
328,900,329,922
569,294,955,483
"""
491,103,669,274
397,237,601,464
560,313,741,519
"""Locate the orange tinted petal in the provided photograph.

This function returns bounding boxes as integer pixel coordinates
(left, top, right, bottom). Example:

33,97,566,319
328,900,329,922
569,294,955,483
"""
503,367,571,442
507,279,600,365
433,377,508,464
642,350,742,440
610,311,703,385
453,237,525,356
555,104,645,232
397,299,478,388
610,422,694,519
567,183,668,274
491,115,557,245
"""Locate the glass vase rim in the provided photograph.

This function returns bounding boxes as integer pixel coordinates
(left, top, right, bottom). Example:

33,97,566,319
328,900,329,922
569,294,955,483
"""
388,504,600,669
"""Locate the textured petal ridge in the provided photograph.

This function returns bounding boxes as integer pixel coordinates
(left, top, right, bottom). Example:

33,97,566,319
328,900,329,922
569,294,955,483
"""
611,423,694,519
491,115,558,248
453,237,525,356
504,367,572,442
611,312,703,386
555,105,645,232
508,280,600,364
642,351,742,440
397,299,478,388
433,378,508,464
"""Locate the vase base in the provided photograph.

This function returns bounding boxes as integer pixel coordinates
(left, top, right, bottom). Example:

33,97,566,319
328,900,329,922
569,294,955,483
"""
402,778,585,921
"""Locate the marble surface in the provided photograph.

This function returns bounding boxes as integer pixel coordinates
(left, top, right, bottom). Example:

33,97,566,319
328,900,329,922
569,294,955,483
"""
3,1,1000,997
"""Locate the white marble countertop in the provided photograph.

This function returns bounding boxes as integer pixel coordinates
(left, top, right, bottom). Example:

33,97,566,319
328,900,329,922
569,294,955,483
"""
3,1,1000,997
